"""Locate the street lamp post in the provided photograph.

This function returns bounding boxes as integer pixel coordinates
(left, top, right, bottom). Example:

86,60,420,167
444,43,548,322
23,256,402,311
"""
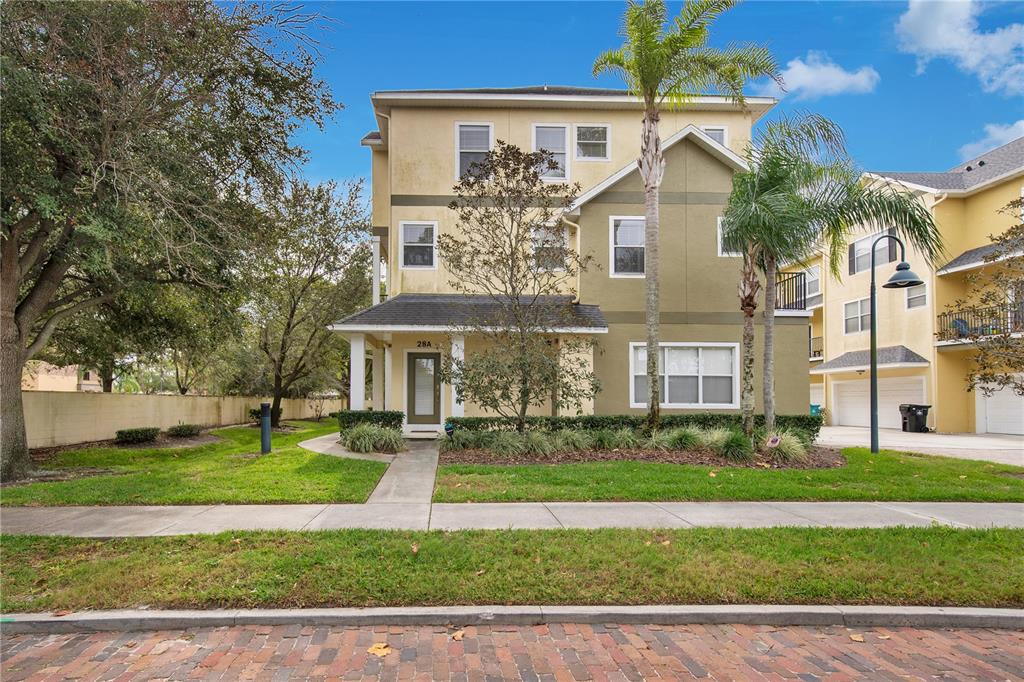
869,234,924,453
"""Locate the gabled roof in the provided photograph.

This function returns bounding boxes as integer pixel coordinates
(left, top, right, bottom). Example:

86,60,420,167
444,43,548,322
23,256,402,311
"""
810,345,929,375
870,136,1024,196
568,125,748,213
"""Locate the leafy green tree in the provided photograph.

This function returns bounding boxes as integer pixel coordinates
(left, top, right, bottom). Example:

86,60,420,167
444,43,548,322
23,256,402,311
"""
723,114,943,433
0,1,338,478
594,0,779,429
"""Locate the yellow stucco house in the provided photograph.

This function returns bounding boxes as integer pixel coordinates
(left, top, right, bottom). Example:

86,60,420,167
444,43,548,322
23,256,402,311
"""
797,136,1023,435
331,86,811,434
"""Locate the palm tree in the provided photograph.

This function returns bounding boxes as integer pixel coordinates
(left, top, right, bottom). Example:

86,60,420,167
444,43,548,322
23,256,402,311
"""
723,114,943,433
594,0,779,430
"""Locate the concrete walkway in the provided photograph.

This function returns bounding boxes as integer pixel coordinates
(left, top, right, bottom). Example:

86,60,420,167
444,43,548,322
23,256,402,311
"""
819,426,1024,466
2,501,1022,536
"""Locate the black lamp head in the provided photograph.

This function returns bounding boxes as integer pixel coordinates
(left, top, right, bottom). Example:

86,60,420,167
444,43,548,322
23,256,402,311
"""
883,261,924,288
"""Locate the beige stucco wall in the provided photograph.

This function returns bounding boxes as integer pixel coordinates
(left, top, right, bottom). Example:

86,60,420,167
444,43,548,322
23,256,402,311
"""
23,393,344,449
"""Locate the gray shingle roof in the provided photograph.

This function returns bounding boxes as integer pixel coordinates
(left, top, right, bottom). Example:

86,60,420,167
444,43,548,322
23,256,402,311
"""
873,136,1024,192
814,345,929,372
331,294,607,330
937,242,1005,273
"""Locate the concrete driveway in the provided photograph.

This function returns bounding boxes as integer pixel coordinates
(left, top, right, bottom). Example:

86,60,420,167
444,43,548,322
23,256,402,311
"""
818,426,1024,466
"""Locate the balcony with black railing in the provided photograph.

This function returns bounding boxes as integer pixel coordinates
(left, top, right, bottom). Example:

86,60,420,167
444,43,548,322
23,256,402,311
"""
936,304,1024,342
776,272,807,311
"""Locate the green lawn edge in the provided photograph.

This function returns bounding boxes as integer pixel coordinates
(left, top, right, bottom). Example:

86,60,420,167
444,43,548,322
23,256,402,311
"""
433,447,1024,502
1,421,388,506
3,527,1021,612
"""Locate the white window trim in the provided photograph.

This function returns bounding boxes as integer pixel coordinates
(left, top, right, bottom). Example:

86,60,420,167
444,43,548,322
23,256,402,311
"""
628,341,740,409
531,123,571,182
843,296,871,335
532,224,568,272
717,217,742,257
609,215,646,278
906,282,927,309
398,220,438,271
700,125,729,147
454,121,494,182
573,123,611,162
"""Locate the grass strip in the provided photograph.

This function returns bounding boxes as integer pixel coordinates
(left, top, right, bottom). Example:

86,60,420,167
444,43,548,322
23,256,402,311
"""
2,527,1021,612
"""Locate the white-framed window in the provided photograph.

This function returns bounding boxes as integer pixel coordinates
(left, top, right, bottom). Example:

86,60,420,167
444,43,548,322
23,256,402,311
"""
456,122,493,179
851,231,892,274
717,217,742,257
574,124,610,161
609,216,645,277
805,265,821,297
399,221,437,269
844,297,871,334
701,126,728,146
906,283,927,309
532,224,567,271
629,342,739,409
532,124,569,180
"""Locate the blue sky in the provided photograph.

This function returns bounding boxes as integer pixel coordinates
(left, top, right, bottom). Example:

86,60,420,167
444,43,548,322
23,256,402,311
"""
295,1,1024,185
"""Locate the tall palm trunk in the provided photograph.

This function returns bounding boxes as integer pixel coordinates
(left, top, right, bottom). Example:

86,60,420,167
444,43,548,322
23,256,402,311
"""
640,107,664,430
762,254,777,431
738,247,761,436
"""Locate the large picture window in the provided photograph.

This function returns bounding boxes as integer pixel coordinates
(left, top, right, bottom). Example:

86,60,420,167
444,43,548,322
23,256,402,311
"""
610,216,645,276
457,123,492,178
400,221,436,269
630,343,738,408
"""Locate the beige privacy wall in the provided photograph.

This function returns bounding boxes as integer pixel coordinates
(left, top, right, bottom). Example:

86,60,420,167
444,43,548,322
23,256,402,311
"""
22,392,345,448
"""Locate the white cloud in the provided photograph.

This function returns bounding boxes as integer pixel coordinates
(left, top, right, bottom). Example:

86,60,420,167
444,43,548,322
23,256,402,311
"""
896,0,1024,96
958,119,1024,159
755,51,879,100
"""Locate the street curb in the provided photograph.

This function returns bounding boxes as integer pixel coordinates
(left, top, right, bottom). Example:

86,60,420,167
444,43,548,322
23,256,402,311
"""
3,605,1022,634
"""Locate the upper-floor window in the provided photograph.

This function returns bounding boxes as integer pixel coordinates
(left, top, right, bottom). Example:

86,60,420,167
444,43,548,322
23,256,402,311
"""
456,123,492,179
850,231,893,274
717,217,742,257
805,265,821,297
844,297,871,334
400,221,436,269
630,342,738,408
701,126,727,146
575,124,610,161
906,283,927,309
533,124,569,180
532,224,567,271
610,216,645,277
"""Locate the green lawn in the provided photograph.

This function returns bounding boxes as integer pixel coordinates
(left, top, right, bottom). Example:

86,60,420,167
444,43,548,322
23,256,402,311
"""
434,448,1024,502
2,527,1020,612
2,421,387,506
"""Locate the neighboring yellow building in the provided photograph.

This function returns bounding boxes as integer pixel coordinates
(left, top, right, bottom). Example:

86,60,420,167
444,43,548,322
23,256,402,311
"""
797,136,1023,435
21,361,102,393
332,86,812,433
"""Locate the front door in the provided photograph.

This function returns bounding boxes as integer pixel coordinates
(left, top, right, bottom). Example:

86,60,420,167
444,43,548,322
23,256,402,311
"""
407,353,441,424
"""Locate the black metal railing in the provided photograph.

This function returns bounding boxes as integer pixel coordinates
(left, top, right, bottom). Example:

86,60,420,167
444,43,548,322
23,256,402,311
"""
937,304,1024,341
776,272,807,310
809,336,823,359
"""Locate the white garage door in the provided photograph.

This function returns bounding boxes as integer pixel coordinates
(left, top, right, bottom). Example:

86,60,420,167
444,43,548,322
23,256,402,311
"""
834,378,926,429
982,381,1024,435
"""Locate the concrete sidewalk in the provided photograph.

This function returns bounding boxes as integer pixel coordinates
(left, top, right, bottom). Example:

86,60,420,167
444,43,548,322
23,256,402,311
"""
2,501,1022,536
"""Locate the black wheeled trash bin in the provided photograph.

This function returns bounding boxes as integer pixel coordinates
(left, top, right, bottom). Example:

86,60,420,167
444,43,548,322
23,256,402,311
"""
899,404,931,433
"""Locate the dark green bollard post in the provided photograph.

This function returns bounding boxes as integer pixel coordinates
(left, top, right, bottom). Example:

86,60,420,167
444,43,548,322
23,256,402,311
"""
260,402,271,454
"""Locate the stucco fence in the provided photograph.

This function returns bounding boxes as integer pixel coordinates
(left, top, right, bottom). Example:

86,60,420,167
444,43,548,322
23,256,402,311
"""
22,391,345,449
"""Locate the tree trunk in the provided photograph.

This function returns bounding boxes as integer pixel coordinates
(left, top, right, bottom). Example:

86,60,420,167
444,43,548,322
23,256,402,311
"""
738,248,761,437
1,241,30,480
640,108,664,431
762,255,778,431
271,374,283,428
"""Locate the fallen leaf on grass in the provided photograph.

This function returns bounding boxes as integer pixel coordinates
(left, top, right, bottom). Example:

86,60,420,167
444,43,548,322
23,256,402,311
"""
451,630,465,641
708,471,717,477
849,634,864,642
475,569,486,576
411,543,420,555
367,643,392,657
877,635,891,640
52,610,71,617
660,540,671,546
959,475,967,480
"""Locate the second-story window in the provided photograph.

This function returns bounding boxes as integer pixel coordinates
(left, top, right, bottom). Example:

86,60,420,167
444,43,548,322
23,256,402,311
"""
850,231,893,274
610,216,645,277
532,224,567,271
400,221,436,269
906,283,927,309
457,123,492,178
805,265,821,297
575,124,609,160
701,126,727,146
717,217,742,257
533,124,568,180
844,297,871,334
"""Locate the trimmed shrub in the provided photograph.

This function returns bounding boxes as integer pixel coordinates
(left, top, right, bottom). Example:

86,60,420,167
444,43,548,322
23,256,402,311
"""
166,423,202,438
249,408,262,424
522,431,554,457
338,410,404,431
666,426,701,450
551,429,593,452
341,424,406,454
761,429,809,463
713,430,754,462
490,432,525,457
114,427,160,445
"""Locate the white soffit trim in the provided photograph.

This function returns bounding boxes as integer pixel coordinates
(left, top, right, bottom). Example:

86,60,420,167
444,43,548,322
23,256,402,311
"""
937,250,1023,275
809,361,930,375
568,125,748,213
327,324,609,334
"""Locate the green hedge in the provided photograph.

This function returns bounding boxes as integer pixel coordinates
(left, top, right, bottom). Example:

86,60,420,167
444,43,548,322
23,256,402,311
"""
337,410,405,431
445,414,823,442
166,423,202,438
114,427,160,445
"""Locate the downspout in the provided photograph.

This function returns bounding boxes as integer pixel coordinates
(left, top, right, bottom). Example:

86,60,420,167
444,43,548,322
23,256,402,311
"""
561,214,582,303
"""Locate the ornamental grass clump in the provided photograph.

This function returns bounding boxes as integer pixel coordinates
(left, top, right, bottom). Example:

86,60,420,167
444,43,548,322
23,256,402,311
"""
522,431,554,457
489,431,526,457
713,429,754,462
666,426,701,450
551,429,593,452
645,430,674,451
761,429,809,463
342,424,406,454
590,429,619,450
441,429,482,452
699,428,731,451
613,427,641,449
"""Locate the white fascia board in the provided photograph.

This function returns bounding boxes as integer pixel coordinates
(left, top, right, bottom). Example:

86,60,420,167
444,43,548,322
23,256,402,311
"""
861,172,940,195
809,361,930,375
372,91,776,110
937,250,1024,275
327,324,609,334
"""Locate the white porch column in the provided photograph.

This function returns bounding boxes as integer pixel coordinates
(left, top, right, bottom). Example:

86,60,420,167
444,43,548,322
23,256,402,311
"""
371,237,381,306
384,343,393,412
349,334,365,410
450,335,465,417
371,348,384,409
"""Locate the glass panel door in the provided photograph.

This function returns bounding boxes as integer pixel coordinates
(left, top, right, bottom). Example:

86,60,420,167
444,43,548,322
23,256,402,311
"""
407,353,440,424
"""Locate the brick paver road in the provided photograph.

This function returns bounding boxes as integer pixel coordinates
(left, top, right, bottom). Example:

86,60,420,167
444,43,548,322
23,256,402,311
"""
3,623,1022,681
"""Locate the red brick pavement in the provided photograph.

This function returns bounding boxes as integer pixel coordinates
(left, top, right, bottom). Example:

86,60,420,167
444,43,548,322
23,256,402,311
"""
2,623,1022,681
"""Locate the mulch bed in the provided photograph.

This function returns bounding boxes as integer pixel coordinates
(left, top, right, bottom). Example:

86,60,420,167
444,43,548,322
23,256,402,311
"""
439,445,845,469
29,432,221,463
